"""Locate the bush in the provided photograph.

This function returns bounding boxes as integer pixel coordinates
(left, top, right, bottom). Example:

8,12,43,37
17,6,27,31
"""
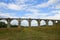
0,22,7,28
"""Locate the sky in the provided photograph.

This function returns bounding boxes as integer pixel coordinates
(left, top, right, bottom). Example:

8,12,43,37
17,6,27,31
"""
0,0,60,20
0,0,60,26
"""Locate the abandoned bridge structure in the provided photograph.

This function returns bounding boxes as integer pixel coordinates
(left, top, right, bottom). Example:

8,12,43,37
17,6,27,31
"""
0,18,60,28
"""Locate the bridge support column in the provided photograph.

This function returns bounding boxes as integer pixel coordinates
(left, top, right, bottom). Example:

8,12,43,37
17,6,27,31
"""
7,19,11,28
37,19,41,27
28,19,31,27
18,18,21,28
58,20,60,24
52,20,56,26
57,20,60,26
45,20,48,26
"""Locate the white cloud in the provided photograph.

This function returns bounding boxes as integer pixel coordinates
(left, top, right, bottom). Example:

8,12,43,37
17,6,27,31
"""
44,10,60,20
0,12,18,18
24,8,49,17
0,2,7,8
36,0,60,8
14,0,27,4
0,13,11,18
0,0,60,20
22,8,60,20
0,0,59,10
0,2,27,10
7,3,20,10
14,0,36,5
55,4,60,9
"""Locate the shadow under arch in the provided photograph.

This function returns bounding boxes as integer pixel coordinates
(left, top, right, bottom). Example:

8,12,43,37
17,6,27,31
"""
21,20,29,27
10,20,18,27
40,20,46,26
31,20,38,27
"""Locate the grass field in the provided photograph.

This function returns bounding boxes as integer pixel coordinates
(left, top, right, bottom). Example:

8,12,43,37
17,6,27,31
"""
0,26,60,40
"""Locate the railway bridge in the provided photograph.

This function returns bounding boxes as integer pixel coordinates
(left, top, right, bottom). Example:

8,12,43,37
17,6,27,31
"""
0,18,60,28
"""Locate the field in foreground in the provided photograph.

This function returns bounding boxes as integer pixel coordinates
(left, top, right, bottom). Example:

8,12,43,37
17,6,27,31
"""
0,26,60,40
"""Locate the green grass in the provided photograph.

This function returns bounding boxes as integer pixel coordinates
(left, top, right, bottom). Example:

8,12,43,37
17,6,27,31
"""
0,26,60,40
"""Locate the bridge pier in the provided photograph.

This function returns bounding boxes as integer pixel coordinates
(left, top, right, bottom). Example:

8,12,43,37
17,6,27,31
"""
28,19,31,27
18,18,21,28
57,20,60,25
51,20,56,26
37,19,41,27
45,20,49,26
6,18,11,28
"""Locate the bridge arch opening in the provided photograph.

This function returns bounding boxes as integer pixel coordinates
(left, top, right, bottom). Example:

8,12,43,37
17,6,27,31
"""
55,21,58,23
31,20,38,27
40,20,46,26
10,20,18,25
0,20,7,28
10,20,18,27
0,20,7,24
48,20,53,26
21,20,29,27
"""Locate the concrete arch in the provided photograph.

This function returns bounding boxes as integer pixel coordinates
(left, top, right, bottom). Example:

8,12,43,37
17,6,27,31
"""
21,20,29,27
0,18,60,28
31,20,38,27
40,20,46,26
10,20,18,25
0,20,7,24
48,20,53,26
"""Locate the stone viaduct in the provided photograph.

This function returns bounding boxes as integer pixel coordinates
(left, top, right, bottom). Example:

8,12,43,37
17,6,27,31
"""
0,18,60,28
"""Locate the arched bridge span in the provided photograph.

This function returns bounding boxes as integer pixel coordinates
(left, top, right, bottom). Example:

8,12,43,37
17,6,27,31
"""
0,18,60,28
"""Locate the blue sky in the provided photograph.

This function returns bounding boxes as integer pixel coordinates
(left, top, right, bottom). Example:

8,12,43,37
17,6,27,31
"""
0,0,60,19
